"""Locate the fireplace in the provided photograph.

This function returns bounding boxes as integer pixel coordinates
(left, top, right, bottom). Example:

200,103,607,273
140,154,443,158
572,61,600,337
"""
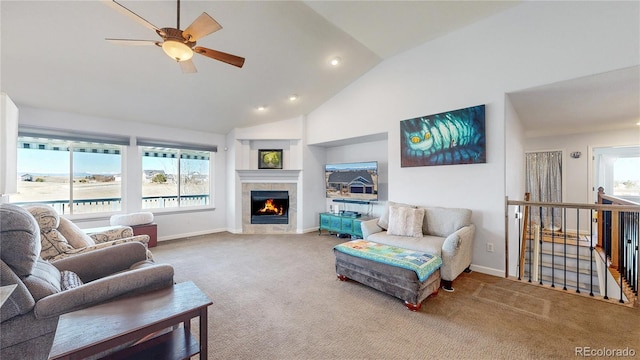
251,190,289,224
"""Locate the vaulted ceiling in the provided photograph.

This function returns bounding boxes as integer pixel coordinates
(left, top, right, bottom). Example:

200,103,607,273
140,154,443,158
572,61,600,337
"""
2,1,637,136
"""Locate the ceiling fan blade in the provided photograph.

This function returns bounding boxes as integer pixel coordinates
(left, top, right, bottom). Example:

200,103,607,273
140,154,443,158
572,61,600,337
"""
180,59,197,74
106,38,159,46
105,0,160,32
183,12,222,42
194,47,245,68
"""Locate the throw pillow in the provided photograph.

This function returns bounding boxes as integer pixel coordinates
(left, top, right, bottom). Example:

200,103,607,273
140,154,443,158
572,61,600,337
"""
387,206,425,238
377,201,416,230
110,212,154,226
60,270,84,291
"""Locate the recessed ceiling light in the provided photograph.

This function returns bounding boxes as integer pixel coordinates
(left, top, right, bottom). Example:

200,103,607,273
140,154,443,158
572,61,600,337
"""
289,94,298,101
330,57,341,66
257,106,267,111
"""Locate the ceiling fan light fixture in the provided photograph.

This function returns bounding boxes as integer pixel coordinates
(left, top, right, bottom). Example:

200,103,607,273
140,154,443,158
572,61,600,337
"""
162,40,193,61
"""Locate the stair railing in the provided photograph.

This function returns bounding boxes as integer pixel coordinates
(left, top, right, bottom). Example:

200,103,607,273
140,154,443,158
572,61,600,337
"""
597,187,639,300
506,196,639,306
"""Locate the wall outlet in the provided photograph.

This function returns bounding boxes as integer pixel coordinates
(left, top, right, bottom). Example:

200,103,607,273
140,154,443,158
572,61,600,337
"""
487,243,494,252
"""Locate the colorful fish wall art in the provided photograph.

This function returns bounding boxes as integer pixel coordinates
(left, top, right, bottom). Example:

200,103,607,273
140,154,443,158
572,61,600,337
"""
400,104,486,167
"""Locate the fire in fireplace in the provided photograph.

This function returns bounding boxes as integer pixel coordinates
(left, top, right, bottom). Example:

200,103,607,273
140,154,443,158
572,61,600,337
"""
251,190,289,224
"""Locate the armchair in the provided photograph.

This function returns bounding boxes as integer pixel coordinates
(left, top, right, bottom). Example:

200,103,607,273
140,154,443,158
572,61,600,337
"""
23,204,152,261
0,204,174,359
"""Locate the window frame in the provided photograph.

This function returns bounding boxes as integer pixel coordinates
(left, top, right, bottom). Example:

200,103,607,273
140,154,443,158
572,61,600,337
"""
14,128,129,219
138,138,216,213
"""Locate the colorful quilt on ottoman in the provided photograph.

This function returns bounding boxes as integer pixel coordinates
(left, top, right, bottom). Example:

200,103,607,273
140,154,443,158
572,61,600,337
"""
333,240,442,282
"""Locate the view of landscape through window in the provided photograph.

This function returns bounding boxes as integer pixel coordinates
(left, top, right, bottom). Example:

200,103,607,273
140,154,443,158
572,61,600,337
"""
13,137,211,214
141,147,210,209
13,137,122,214
613,157,640,198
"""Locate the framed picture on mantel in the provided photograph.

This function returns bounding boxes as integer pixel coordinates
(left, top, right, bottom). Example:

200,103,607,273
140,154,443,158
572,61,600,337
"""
258,149,283,169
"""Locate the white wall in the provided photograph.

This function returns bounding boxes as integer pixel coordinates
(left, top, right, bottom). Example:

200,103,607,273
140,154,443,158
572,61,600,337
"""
525,128,640,204
505,95,526,277
17,106,228,240
323,139,389,217
304,1,640,276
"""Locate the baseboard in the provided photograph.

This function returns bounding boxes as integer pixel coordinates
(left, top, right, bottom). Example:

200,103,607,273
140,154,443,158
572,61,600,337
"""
158,228,228,242
469,264,505,278
300,227,320,234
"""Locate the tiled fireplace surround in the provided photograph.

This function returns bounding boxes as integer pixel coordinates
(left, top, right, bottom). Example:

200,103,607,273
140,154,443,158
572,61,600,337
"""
235,137,302,234
241,182,297,234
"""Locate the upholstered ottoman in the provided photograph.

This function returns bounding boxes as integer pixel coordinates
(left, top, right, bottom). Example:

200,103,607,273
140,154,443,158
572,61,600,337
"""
333,240,442,311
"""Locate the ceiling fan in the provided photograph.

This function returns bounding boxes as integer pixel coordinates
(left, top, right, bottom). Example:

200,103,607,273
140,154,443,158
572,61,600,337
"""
105,0,245,73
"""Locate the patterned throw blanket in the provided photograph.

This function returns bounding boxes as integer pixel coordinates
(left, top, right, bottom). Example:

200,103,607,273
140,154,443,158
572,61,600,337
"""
334,240,442,282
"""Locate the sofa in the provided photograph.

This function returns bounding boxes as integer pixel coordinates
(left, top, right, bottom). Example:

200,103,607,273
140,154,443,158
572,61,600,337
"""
360,201,475,291
0,204,174,359
23,204,152,262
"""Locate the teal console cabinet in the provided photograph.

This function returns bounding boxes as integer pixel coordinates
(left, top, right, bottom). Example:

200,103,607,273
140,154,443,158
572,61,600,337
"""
319,213,371,239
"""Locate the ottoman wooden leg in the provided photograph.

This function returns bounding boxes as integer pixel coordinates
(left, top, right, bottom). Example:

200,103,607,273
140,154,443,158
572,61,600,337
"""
404,301,422,311
337,274,349,281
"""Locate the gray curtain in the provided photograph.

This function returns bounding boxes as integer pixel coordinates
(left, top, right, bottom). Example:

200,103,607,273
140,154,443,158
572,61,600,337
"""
525,151,562,230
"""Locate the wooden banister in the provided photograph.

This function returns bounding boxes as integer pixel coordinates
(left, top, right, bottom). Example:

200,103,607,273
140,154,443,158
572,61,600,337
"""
518,193,530,279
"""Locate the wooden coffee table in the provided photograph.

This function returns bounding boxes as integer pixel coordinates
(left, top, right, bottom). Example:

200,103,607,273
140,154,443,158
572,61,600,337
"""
48,281,212,360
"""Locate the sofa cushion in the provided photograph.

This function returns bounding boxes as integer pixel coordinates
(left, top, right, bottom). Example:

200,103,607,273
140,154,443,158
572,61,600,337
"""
58,217,95,248
422,207,472,237
0,204,42,276
367,233,445,257
387,206,424,237
377,201,416,230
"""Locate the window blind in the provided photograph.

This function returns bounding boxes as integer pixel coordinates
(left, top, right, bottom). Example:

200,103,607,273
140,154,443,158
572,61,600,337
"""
18,126,130,146
136,138,217,152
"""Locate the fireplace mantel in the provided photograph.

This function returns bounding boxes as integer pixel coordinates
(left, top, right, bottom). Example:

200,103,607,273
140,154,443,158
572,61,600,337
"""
236,169,301,182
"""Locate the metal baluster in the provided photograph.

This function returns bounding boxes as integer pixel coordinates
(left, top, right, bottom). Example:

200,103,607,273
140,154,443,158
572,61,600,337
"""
528,207,532,283
620,211,626,303
576,208,580,294
604,209,609,300
539,207,543,285
563,208,567,291
590,209,594,297
551,209,555,288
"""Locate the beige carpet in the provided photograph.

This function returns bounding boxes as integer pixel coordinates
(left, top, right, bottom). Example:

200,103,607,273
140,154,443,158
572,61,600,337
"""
151,232,639,360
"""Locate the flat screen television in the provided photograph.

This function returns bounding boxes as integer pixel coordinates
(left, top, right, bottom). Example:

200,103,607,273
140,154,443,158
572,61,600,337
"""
325,161,378,201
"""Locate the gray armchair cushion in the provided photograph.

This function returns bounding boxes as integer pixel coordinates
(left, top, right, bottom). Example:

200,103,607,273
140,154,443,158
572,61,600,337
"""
21,259,61,301
0,261,35,321
0,204,41,276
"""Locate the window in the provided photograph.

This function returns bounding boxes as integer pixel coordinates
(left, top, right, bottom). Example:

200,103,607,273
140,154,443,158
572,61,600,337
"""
13,134,124,215
594,146,640,202
140,143,213,209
